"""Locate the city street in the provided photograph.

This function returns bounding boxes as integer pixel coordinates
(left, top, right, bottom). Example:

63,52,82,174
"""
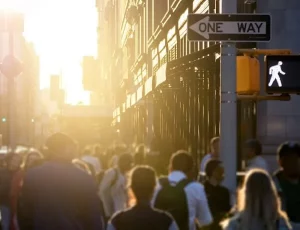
1,0,300,230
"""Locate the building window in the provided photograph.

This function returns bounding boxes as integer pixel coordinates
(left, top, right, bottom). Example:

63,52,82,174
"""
142,64,147,81
167,26,177,61
194,0,209,13
169,45,178,61
159,39,167,66
178,9,188,29
152,48,159,74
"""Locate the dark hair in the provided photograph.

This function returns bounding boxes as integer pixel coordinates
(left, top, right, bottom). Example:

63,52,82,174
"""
136,144,145,154
45,132,76,152
134,145,145,165
245,139,262,155
23,150,43,170
131,166,156,201
94,144,102,155
118,153,133,169
114,144,128,155
170,150,194,174
5,153,19,164
5,153,23,167
277,141,300,159
205,159,222,178
82,147,92,156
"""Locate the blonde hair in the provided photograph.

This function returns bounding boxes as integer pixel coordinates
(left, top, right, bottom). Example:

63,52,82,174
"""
222,169,290,230
210,137,220,146
238,169,289,230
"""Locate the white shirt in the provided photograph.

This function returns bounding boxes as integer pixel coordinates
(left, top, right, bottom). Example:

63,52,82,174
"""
81,155,102,174
152,171,213,230
246,156,269,173
99,168,128,217
200,154,212,173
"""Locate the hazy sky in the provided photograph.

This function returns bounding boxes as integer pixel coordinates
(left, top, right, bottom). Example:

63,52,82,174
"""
17,0,98,104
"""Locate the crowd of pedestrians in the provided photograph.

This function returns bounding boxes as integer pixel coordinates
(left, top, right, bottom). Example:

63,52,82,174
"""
0,133,299,230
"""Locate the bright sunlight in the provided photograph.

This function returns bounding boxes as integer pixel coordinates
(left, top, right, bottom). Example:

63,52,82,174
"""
1,0,98,105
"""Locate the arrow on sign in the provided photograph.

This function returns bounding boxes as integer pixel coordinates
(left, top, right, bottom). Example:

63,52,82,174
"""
189,16,267,39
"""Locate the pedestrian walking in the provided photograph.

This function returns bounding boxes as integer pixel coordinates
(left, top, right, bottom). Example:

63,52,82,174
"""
18,133,104,230
107,166,178,230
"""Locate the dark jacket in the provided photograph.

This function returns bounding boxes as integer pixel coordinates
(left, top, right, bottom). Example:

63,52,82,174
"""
204,181,231,230
0,168,14,206
109,203,175,230
18,162,104,230
273,170,286,210
273,170,300,225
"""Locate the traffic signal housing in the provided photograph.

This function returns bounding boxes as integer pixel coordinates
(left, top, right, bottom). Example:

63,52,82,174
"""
237,56,260,94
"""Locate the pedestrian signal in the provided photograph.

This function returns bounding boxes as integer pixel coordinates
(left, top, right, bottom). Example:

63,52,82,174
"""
265,55,300,94
237,56,260,94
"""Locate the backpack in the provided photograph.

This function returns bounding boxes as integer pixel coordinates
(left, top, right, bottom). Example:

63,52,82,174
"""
154,177,192,230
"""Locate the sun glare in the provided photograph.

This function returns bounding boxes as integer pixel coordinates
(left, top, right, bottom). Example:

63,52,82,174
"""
0,0,25,11
2,0,98,105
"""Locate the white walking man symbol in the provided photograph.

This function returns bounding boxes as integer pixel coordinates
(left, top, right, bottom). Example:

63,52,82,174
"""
268,61,286,87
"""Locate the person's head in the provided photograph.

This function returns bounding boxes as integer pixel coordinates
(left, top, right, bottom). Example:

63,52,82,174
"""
130,166,156,202
278,61,283,66
238,169,287,227
210,137,220,158
93,144,103,157
136,144,145,155
205,159,224,184
118,153,133,173
24,150,43,170
244,139,262,160
114,144,128,156
277,141,300,179
6,153,23,172
82,146,92,156
45,132,77,162
169,150,194,177
134,144,146,165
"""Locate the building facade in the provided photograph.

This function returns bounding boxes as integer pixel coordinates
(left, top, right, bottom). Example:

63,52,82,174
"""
257,0,300,154
16,41,40,146
0,11,28,146
93,0,116,107
101,0,255,163
100,0,299,166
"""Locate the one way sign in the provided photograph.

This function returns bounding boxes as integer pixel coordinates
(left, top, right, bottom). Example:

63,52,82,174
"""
188,14,271,42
